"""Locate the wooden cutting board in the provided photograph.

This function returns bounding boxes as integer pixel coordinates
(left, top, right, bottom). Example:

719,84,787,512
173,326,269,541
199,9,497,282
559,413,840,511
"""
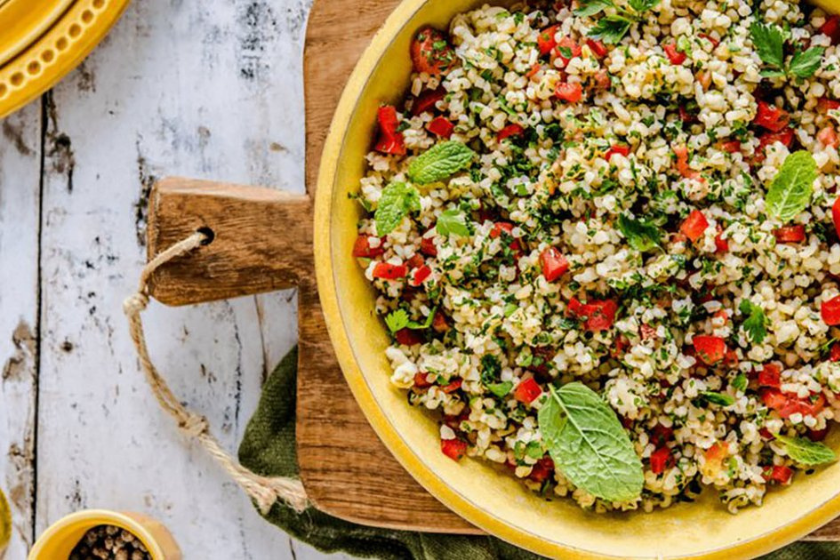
144,0,840,540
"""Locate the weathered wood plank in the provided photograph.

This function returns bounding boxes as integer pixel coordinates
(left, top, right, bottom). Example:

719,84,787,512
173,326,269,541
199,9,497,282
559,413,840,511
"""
32,0,309,557
0,104,40,558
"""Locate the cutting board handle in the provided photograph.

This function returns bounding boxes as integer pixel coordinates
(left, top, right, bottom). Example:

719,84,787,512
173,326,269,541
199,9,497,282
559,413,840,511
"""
146,177,314,306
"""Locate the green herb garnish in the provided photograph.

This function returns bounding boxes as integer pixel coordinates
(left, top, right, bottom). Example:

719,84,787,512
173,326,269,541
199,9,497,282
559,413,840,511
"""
408,141,475,185
701,391,735,407
436,208,470,237
375,182,420,235
617,214,662,252
766,151,817,223
739,300,768,344
538,383,643,502
750,22,824,79
777,435,837,466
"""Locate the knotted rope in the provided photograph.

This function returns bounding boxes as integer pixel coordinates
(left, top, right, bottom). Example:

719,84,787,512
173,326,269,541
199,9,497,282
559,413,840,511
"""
123,231,309,514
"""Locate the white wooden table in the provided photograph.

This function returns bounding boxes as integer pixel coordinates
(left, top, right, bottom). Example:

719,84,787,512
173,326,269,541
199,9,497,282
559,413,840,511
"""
0,1,350,558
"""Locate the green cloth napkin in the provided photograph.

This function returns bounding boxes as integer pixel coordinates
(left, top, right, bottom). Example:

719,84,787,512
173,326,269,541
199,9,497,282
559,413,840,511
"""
237,348,840,559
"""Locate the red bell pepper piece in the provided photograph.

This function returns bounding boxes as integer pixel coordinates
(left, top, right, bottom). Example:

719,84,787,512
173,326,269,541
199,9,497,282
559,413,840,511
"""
663,43,687,65
604,144,630,162
498,124,525,141
372,262,407,280
820,15,840,45
441,438,468,461
441,378,463,393
718,140,741,153
427,117,455,139
568,297,618,331
353,234,385,258
514,378,543,404
714,226,729,253
555,82,583,103
529,456,555,482
650,447,674,475
537,25,560,55
412,87,446,115
413,372,433,388
586,38,608,58
555,36,581,66
758,364,781,388
540,247,570,282
822,295,840,326
753,101,790,133
411,264,432,286
765,465,793,485
693,335,726,365
773,225,806,244
680,209,709,242
395,328,423,346
819,96,840,113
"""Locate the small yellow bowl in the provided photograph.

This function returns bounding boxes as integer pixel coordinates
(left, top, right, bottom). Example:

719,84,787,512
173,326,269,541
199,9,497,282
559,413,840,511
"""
28,510,181,560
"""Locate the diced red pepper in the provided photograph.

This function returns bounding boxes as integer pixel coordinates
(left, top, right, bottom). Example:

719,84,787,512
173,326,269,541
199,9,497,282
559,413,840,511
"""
395,328,423,346
698,33,720,48
833,197,840,240
375,105,406,155
651,424,674,446
758,364,781,388
680,209,709,242
723,349,739,369
820,15,840,45
758,128,795,153
718,140,741,153
441,378,463,393
428,117,455,138
612,334,629,358
555,36,582,66
693,335,726,365
411,265,432,286
526,63,542,80
586,38,608,58
650,447,674,475
773,225,806,244
831,342,840,362
490,222,514,238
674,145,702,180
663,43,687,65
819,96,840,113
593,69,611,90
372,262,407,280
764,465,793,485
412,87,447,115
529,456,555,482
762,388,826,418
555,82,583,103
419,235,437,257
759,428,775,440
822,295,840,326
754,101,790,133
568,297,618,331
714,226,729,253
540,247,570,282
679,105,697,124
414,372,433,388
406,254,424,269
808,426,830,441
498,124,525,141
604,144,630,162
537,25,560,56
514,378,543,404
441,438,468,461
353,234,385,258
818,126,840,148
705,442,727,462
411,27,456,76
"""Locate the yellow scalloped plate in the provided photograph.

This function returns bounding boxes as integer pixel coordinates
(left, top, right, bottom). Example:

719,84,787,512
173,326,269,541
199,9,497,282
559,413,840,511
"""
315,0,840,558
0,0,131,120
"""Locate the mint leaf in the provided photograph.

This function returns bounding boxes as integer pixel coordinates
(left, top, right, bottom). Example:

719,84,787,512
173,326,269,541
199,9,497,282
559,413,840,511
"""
739,300,768,344
375,182,420,235
766,151,817,223
628,0,661,12
617,214,662,252
384,309,409,333
436,208,470,237
759,68,786,78
750,22,785,69
539,383,643,503
701,391,735,407
558,46,573,59
487,381,514,398
408,141,475,185
777,435,837,466
789,47,824,78
588,16,632,45
574,0,614,17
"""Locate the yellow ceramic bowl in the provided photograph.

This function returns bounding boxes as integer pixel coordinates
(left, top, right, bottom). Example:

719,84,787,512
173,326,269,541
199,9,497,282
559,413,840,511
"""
315,1,840,558
28,510,181,560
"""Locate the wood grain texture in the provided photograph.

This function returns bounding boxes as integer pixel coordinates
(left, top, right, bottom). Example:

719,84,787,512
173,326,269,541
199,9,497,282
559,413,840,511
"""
147,177,313,306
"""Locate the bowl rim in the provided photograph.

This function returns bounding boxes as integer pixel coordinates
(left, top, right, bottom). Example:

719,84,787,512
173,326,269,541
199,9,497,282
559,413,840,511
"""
313,0,840,557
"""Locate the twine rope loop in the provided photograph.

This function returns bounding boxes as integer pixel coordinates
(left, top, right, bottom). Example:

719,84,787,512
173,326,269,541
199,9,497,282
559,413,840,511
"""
123,231,309,514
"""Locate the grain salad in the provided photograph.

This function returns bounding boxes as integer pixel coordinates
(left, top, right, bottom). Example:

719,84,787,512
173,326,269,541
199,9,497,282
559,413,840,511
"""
352,0,840,513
